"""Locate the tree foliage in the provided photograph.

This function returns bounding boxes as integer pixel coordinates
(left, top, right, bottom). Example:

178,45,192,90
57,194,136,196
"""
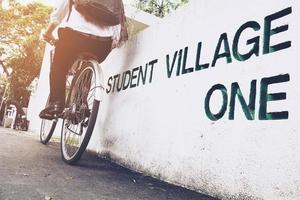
134,0,189,18
0,1,52,107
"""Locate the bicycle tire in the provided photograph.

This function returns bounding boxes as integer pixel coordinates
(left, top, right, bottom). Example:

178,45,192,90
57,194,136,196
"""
40,119,57,144
61,63,100,164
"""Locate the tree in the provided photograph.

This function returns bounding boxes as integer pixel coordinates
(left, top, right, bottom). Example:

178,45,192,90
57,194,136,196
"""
134,0,189,18
0,1,52,108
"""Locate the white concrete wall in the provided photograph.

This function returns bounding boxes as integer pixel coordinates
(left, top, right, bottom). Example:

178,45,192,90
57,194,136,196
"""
27,44,52,132
28,0,300,199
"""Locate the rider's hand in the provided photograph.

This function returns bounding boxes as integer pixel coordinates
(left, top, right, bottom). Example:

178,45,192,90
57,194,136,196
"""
111,40,126,49
41,23,58,45
42,31,55,44
111,40,119,49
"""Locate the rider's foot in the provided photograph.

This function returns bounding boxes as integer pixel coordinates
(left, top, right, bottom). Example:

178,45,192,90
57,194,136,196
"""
39,101,64,120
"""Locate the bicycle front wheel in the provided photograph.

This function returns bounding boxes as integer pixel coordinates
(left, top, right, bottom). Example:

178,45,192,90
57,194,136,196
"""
61,63,100,164
40,119,57,144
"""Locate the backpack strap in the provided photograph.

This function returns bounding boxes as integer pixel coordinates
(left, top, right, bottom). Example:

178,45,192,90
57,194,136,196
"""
118,0,128,42
66,0,73,22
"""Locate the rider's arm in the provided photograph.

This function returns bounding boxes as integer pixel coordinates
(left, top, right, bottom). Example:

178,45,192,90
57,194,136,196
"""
43,22,58,42
50,0,69,26
43,0,69,40
111,24,121,49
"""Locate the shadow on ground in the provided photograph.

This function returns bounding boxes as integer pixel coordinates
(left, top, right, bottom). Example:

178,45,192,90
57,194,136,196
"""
0,128,217,200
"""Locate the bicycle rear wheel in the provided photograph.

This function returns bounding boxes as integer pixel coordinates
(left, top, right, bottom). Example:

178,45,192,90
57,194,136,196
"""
61,62,100,164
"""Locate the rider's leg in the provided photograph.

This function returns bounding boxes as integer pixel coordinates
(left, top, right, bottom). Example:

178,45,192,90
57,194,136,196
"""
61,28,113,63
39,29,77,119
39,27,112,119
62,28,113,108
49,28,112,103
49,28,112,102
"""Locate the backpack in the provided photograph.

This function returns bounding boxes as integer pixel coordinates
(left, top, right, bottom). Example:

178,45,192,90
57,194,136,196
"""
68,0,128,41
71,0,121,25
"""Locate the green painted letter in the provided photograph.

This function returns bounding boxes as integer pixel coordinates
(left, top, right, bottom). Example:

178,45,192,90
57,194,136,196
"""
263,7,292,54
212,33,232,67
229,80,257,120
233,21,261,61
205,84,228,121
259,74,290,120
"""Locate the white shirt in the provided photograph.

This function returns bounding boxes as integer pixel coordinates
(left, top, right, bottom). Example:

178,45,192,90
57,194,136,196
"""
50,0,121,41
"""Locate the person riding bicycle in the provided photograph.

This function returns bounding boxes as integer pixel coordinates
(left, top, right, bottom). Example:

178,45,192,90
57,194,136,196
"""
39,0,128,120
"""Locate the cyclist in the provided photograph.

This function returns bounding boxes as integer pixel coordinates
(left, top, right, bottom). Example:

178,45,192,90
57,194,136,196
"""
39,0,128,120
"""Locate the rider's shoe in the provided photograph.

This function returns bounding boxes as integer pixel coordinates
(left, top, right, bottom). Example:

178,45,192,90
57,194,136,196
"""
39,101,64,120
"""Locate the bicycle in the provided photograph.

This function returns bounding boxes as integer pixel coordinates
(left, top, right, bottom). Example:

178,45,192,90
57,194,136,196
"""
40,39,105,164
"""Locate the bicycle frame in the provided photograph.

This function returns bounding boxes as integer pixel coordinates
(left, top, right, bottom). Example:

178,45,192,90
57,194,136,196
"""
40,38,106,164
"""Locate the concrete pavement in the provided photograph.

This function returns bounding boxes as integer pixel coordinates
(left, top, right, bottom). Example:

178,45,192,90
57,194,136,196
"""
0,127,217,200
